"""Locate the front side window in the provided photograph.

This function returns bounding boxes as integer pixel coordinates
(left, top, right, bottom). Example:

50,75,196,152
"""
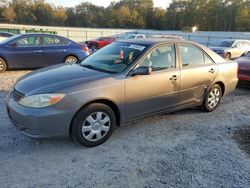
15,36,42,47
179,44,205,67
139,44,176,71
81,42,148,73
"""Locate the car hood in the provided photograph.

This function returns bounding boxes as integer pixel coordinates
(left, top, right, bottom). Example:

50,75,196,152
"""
15,64,109,95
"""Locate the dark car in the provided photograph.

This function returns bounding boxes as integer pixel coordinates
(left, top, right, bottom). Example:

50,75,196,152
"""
0,33,89,72
235,52,250,86
0,32,14,42
6,39,238,147
84,37,116,51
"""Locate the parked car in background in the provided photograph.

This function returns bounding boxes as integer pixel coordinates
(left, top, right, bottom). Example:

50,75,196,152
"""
235,52,250,86
210,39,250,59
7,39,238,147
0,33,89,72
84,37,116,51
0,32,14,42
124,34,146,39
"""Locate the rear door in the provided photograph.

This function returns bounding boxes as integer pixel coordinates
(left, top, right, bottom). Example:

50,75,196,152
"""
125,44,181,120
39,35,68,66
6,35,43,68
177,43,218,106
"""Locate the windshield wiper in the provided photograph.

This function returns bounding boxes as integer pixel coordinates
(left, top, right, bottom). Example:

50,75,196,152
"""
81,64,116,74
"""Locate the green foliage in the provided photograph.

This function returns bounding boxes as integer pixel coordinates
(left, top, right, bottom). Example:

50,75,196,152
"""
0,0,249,31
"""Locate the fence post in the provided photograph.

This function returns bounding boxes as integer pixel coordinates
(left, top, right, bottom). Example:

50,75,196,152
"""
188,35,191,41
85,30,88,41
207,36,210,46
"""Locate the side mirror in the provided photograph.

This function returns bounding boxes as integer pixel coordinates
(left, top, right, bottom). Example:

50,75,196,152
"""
131,66,152,76
9,43,17,48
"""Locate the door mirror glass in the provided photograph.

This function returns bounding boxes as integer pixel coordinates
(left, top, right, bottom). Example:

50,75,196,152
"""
131,66,152,76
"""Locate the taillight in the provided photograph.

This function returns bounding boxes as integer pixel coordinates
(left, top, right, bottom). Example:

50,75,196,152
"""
82,46,89,52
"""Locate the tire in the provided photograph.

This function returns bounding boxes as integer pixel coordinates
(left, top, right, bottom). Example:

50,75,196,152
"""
0,58,7,73
64,56,78,64
201,84,222,112
72,103,116,147
224,52,231,60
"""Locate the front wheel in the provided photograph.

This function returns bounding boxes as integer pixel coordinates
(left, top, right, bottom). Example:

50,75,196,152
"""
72,103,116,147
201,84,222,112
0,58,7,73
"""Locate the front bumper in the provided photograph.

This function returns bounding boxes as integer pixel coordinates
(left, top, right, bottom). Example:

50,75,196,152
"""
6,97,76,138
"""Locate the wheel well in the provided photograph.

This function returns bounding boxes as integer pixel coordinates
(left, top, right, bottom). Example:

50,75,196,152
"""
215,81,225,96
69,99,121,137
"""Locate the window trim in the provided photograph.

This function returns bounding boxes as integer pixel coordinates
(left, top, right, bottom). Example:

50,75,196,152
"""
177,42,215,69
133,43,178,73
11,35,43,48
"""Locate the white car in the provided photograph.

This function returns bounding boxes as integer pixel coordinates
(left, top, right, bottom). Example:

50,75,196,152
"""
0,32,14,42
124,34,146,39
210,40,250,59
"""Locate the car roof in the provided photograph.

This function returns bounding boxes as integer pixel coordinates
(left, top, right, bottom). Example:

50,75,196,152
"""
118,38,184,45
16,33,60,37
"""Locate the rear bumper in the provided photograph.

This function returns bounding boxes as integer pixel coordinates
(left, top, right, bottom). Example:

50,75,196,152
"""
6,98,75,138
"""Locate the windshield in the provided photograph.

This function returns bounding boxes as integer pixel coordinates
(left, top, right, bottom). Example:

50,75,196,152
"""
245,52,250,57
125,35,136,39
81,42,148,73
219,41,234,47
0,34,20,45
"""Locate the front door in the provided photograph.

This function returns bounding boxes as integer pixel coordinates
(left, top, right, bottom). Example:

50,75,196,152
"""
125,44,181,120
6,35,43,68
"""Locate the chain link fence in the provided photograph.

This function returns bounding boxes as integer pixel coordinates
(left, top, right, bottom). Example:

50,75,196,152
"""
1,23,250,46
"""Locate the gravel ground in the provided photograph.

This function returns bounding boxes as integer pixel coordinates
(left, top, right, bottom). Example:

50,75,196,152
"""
0,71,250,188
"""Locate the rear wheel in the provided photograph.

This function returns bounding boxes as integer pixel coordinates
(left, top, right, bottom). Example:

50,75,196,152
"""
0,58,7,73
64,56,78,64
201,84,222,112
72,103,116,147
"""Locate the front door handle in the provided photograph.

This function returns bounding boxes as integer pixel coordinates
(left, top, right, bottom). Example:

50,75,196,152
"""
209,68,216,73
170,75,179,81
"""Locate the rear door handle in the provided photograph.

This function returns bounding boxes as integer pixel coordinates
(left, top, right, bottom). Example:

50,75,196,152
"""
209,68,216,73
170,75,179,81
34,50,43,53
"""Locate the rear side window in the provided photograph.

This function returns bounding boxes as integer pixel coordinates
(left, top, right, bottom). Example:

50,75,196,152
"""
15,36,42,47
43,36,69,46
179,44,205,67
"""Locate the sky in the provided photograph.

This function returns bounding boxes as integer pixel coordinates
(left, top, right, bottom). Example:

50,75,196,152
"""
45,0,172,9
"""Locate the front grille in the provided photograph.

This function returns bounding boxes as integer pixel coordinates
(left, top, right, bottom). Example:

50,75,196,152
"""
239,69,250,76
12,89,25,102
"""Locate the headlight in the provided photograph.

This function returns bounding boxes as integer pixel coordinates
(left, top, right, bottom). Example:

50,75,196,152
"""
18,93,66,108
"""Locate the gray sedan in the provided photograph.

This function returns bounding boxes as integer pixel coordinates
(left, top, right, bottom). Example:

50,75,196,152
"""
6,39,238,147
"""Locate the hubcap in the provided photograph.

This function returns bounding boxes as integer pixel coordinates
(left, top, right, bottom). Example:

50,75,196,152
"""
65,57,78,63
82,112,111,142
207,88,220,109
0,61,4,71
